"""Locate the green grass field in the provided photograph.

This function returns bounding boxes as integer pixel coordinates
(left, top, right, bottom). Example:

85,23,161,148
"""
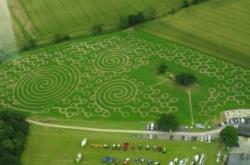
21,125,223,165
138,0,250,68
0,31,249,128
6,0,181,47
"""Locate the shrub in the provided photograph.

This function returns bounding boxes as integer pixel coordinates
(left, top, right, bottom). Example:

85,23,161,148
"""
157,62,168,74
175,72,197,86
157,113,179,131
180,0,190,8
91,23,103,35
119,16,129,28
143,7,156,20
0,49,5,64
220,126,239,147
21,39,37,51
128,11,145,26
54,33,70,43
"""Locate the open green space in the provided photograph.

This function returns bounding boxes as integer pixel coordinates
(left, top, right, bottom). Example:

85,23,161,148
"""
0,31,249,128
6,0,181,47
21,125,223,165
138,0,250,68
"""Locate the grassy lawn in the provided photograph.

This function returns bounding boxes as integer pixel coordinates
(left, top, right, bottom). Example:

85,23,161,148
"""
0,31,249,128
21,125,224,165
6,0,181,48
138,0,250,68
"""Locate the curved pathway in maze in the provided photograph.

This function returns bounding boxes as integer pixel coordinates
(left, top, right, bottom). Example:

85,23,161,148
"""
95,79,137,109
14,65,80,110
95,49,129,71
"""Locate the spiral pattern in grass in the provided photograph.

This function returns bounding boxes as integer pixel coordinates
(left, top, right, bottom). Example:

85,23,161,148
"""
95,49,129,71
14,65,80,110
96,79,137,109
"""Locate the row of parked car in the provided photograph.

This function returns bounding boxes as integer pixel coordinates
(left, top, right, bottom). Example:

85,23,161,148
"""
169,153,206,165
102,156,160,165
180,135,212,143
103,143,167,153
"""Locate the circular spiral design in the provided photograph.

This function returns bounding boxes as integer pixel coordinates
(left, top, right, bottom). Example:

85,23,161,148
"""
95,49,129,71
14,65,80,109
96,80,137,109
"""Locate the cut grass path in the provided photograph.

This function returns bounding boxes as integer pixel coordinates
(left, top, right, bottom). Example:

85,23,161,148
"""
26,119,224,138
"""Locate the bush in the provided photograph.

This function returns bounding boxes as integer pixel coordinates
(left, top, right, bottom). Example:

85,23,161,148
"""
0,110,29,165
21,39,37,51
191,0,207,5
91,23,103,35
119,16,129,28
168,8,176,15
180,0,190,8
175,72,197,86
220,126,239,147
128,11,145,26
54,33,70,43
143,7,156,20
0,49,6,64
157,62,168,74
156,113,179,131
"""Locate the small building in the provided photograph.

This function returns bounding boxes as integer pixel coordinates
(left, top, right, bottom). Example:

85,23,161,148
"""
238,124,250,137
228,153,250,165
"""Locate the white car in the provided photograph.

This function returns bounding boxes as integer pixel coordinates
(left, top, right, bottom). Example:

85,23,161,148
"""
81,138,88,147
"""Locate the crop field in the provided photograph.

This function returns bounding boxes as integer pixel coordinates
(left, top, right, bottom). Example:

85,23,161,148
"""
0,31,249,127
6,0,181,47
21,125,223,165
138,0,250,68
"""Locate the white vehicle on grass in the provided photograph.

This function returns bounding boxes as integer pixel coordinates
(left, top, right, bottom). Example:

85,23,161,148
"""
75,153,82,163
81,138,88,147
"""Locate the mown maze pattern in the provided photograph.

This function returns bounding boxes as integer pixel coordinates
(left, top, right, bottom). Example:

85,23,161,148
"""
14,65,80,110
0,31,249,122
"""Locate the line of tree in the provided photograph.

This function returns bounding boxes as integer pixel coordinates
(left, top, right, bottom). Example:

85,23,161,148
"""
0,110,29,165
18,0,209,52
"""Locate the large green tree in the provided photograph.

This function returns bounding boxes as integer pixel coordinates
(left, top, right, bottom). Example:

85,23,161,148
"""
0,110,29,165
175,72,197,86
220,126,238,147
156,113,179,131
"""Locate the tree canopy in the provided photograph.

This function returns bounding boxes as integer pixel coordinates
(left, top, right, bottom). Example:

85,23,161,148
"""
91,23,103,35
175,72,197,86
21,39,37,51
156,113,179,131
0,49,5,64
157,62,168,74
219,126,238,147
0,110,29,165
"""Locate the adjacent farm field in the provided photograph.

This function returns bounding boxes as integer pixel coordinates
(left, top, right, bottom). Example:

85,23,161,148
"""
21,125,223,165
138,0,250,68
7,0,181,47
0,31,249,128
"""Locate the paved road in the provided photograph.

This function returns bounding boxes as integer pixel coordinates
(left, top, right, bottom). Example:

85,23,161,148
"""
27,119,224,140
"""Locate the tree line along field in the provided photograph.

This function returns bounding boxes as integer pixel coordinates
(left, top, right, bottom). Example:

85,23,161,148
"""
138,0,250,68
21,125,223,165
5,0,182,49
0,31,249,128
